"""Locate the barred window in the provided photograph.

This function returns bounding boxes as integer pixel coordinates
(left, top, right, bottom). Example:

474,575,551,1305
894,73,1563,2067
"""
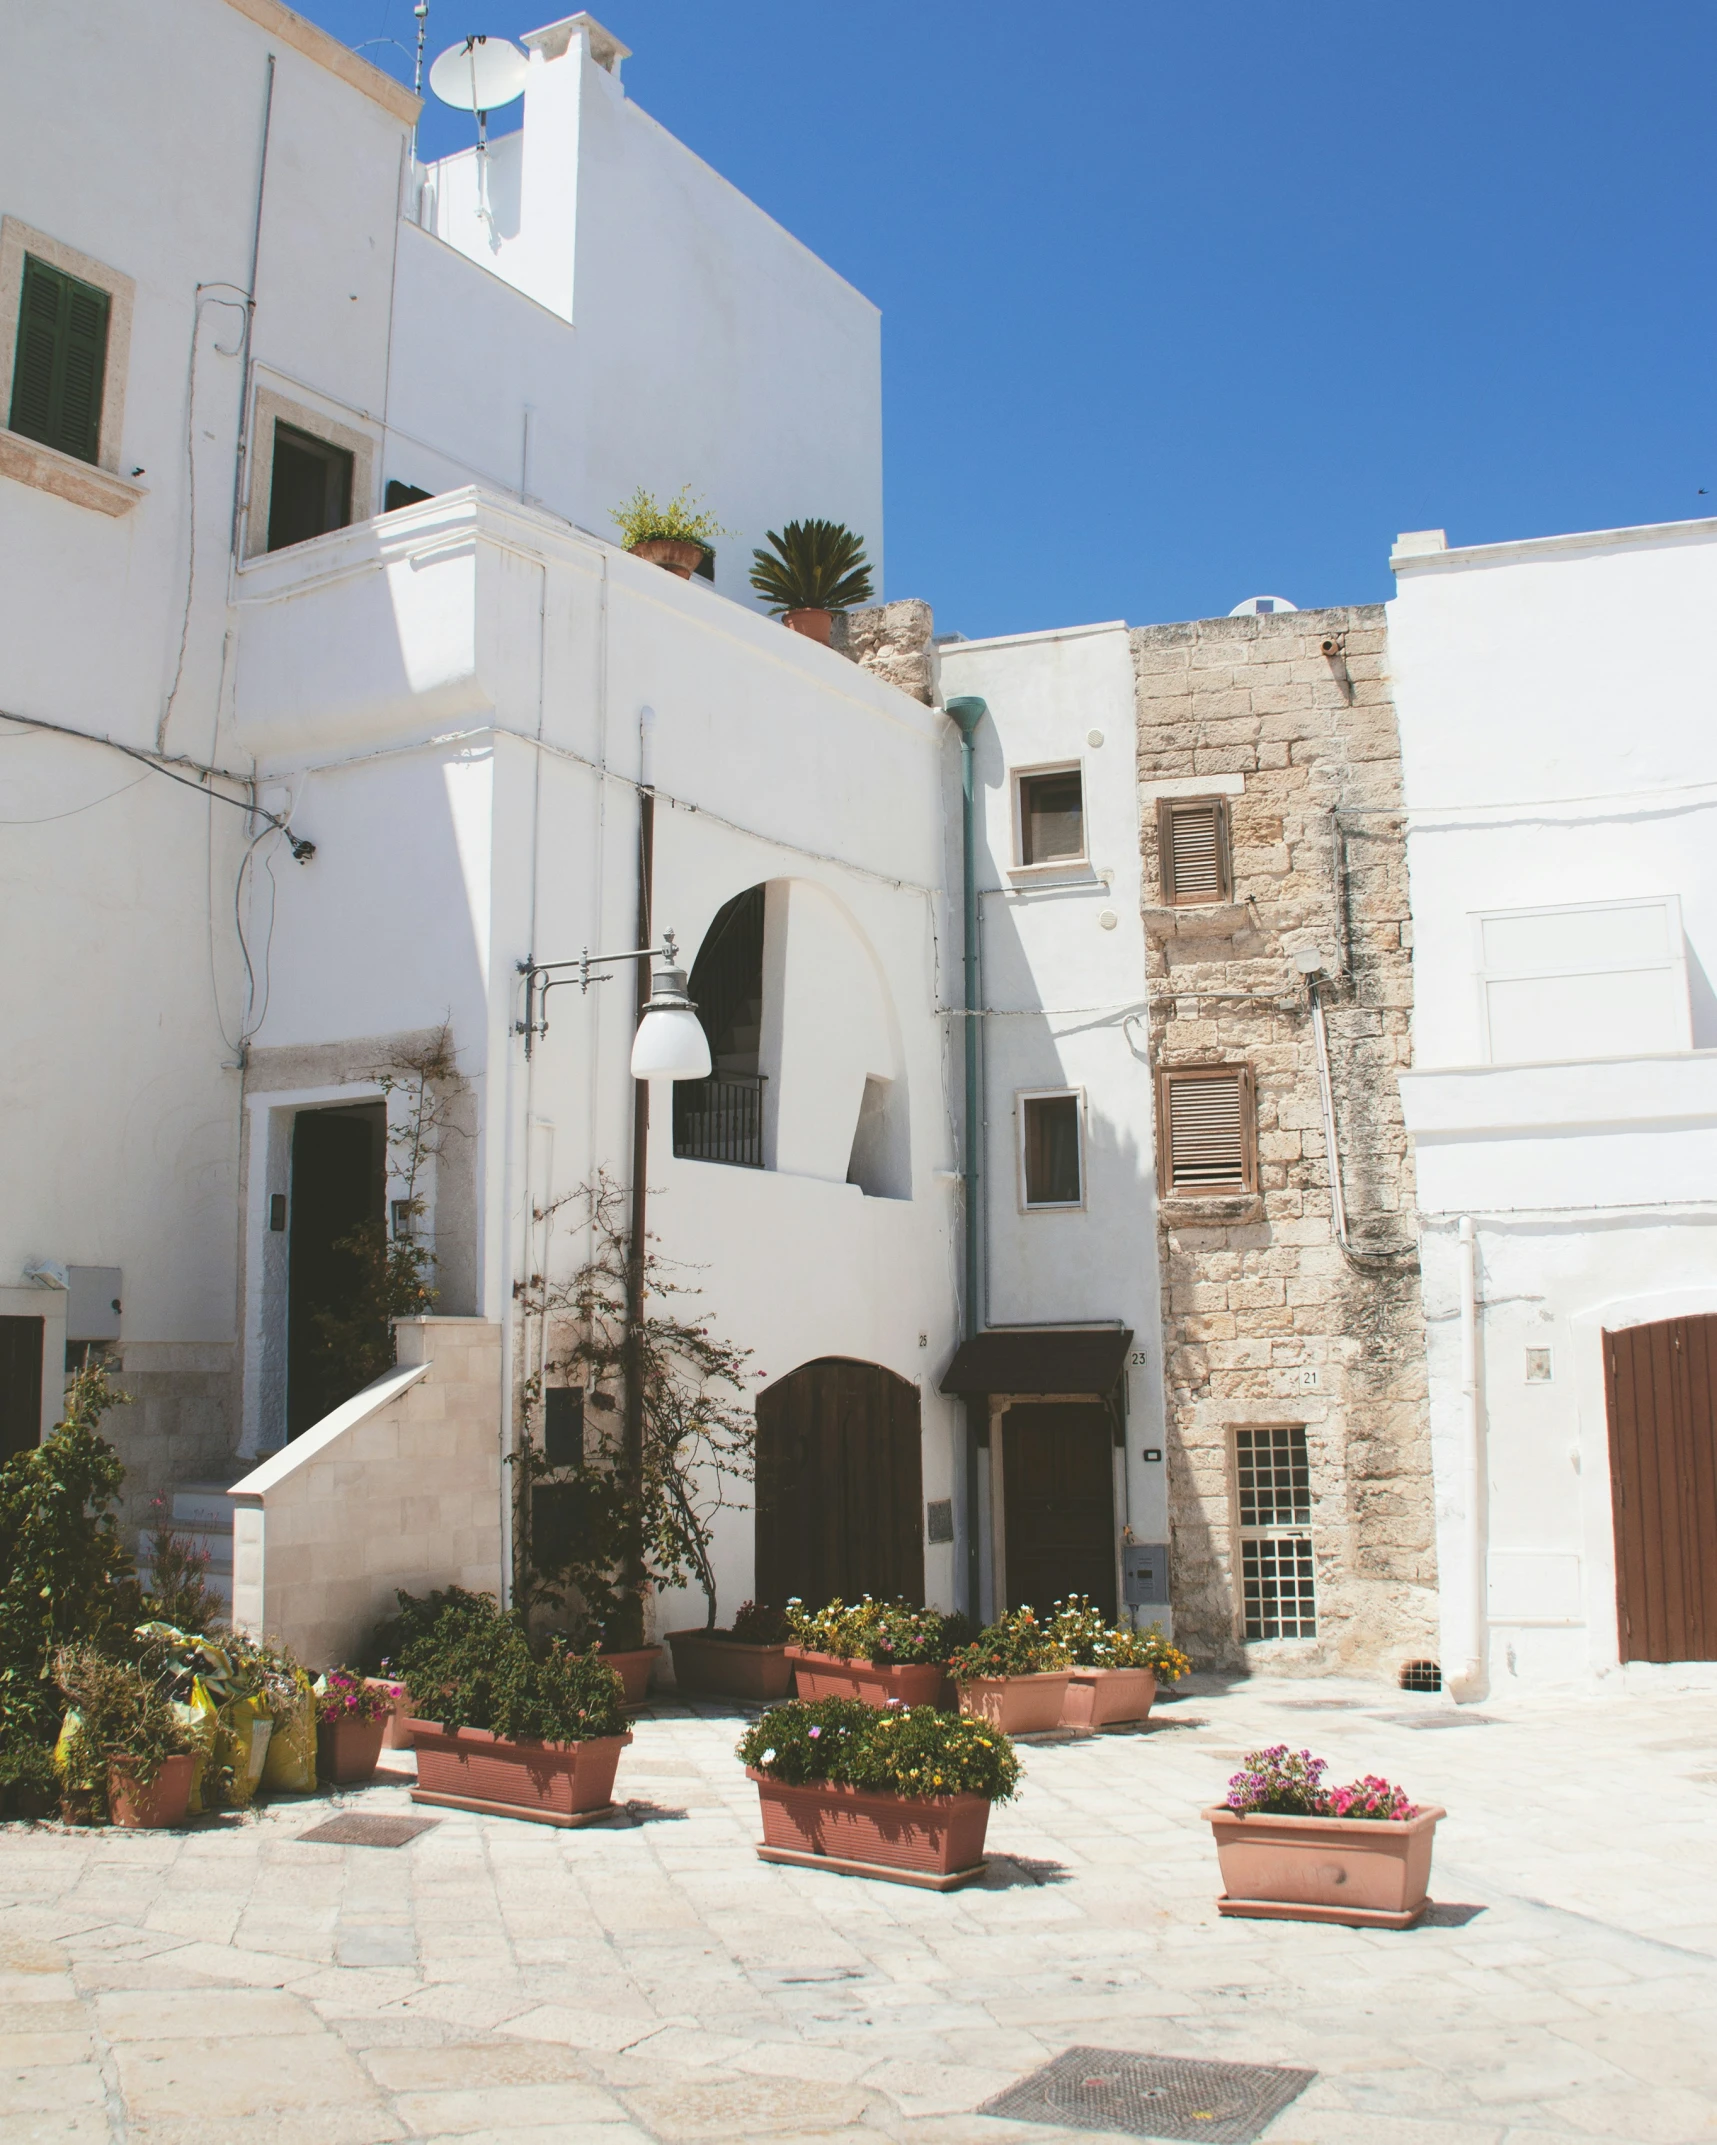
1235,1425,1316,1640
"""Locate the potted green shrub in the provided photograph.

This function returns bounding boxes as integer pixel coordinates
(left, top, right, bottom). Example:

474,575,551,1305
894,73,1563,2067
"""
667,1599,794,1702
1050,1596,1191,1729
748,519,873,643
52,1645,197,1829
393,1588,631,1827
784,1596,963,1708
947,1607,1072,1734
611,485,727,578
1204,1746,1445,1928
314,1668,392,1786
738,1696,1018,1889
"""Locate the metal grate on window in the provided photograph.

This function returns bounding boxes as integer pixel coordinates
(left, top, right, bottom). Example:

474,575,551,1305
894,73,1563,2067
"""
1236,1423,1311,1527
1240,1534,1317,1640
1163,1070,1248,1191
1236,1425,1316,1640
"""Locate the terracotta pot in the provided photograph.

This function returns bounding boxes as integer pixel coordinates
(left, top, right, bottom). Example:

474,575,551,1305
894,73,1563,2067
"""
1060,1666,1157,1730
957,1671,1072,1734
667,1629,793,1702
783,607,834,645
629,537,707,579
107,1752,196,1830
595,1646,661,1706
316,1713,387,1786
784,1647,947,1709
408,1720,632,1827
365,1678,413,1749
749,1769,990,1885
1203,1802,1446,1928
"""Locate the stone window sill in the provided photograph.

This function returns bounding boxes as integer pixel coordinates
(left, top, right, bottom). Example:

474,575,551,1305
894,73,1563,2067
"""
1141,902,1252,937
1159,1193,1266,1224
0,428,145,517
1006,860,1102,891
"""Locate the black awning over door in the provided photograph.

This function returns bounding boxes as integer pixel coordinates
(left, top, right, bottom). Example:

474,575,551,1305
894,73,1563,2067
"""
939,1327,1132,1400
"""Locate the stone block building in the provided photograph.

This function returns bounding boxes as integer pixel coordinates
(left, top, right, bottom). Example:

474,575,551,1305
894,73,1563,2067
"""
1133,606,1438,1675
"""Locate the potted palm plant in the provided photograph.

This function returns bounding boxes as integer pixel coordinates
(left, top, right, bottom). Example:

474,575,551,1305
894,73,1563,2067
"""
393,1588,631,1827
738,1696,1018,1890
1050,1596,1191,1729
314,1668,392,1785
784,1597,962,1708
748,519,873,643
667,1599,794,1702
611,485,727,578
947,1607,1072,1734
1204,1745,1445,1928
52,1646,197,1829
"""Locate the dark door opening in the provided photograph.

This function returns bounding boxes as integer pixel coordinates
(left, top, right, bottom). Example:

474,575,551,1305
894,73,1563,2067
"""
675,885,766,1168
286,1103,385,1438
1606,1314,1717,1661
754,1358,924,1608
1002,1402,1117,1620
0,1316,44,1462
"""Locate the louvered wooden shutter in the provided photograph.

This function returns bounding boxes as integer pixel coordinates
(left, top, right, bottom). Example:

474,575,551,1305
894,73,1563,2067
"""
1159,797,1232,904
9,256,109,465
1159,1067,1254,1192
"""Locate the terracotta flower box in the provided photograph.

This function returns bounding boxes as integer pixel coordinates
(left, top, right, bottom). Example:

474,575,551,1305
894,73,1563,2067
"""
628,536,707,579
409,1721,633,1828
1060,1666,1157,1730
597,1646,662,1706
1203,1802,1447,1928
317,1714,387,1786
957,1670,1072,1734
365,1678,413,1749
667,1628,793,1702
784,1646,947,1709
748,1768,990,1890
108,1752,196,1830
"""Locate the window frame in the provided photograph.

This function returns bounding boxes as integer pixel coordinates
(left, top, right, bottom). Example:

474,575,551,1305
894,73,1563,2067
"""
1470,894,1691,1066
0,217,136,507
1231,1423,1319,1643
1157,793,1234,906
1156,1062,1258,1197
1010,760,1088,875
1016,1085,1087,1213
243,382,377,561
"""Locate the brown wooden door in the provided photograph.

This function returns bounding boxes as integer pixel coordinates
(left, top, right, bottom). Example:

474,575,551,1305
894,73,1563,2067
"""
1003,1402,1117,1620
0,1316,45,1462
755,1360,924,1608
1605,1316,1717,1662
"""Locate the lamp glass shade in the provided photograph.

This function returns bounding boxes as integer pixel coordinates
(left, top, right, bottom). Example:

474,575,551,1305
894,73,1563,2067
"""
630,1004,712,1081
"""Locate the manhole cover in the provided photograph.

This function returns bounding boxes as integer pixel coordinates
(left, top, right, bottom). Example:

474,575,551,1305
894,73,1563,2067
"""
981,2047,1315,2144
298,1814,440,1848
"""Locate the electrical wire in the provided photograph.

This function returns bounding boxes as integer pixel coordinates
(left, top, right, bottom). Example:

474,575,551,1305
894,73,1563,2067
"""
158,291,248,756
0,771,150,823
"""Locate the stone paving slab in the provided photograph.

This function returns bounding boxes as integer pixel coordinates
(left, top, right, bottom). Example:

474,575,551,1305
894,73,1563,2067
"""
3,1675,1716,2142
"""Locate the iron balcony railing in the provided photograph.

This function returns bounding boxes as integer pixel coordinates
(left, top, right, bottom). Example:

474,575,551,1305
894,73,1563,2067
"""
673,1072,766,1169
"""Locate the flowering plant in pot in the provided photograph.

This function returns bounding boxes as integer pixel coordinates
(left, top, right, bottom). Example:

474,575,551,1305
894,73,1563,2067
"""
748,519,873,644
52,1645,196,1829
737,1695,1018,1888
667,1600,794,1702
1204,1745,1445,1928
611,485,727,578
393,1587,631,1827
1048,1597,1191,1729
314,1668,392,1786
947,1606,1072,1733
784,1596,968,1708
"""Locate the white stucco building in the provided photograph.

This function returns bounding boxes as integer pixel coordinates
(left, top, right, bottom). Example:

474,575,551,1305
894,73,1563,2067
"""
1390,519,1717,1695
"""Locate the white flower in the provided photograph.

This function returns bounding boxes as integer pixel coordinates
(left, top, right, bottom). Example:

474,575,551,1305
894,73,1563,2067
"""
761,1747,777,1765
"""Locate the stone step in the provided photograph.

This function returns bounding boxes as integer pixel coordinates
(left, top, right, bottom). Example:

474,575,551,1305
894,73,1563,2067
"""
171,1485,238,1528
139,1527,234,1572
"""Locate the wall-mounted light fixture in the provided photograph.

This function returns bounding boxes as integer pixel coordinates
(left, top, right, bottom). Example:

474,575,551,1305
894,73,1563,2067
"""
516,930,712,1081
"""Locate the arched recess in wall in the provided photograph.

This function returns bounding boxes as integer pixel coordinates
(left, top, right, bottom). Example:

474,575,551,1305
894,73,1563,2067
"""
754,1358,924,1608
673,878,910,1195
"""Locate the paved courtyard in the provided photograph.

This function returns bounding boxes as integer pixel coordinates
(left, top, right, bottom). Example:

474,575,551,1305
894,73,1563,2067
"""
4,1673,1716,2145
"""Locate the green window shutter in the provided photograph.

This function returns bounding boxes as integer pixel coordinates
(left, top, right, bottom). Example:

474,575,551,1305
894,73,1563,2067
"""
9,255,110,465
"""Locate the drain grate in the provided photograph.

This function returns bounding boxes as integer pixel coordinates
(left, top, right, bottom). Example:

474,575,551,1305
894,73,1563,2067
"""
981,2047,1315,2144
298,1813,440,1848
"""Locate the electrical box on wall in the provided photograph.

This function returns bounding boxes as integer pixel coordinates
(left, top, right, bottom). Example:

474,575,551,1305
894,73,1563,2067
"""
66,1267,122,1343
1122,1540,1170,1608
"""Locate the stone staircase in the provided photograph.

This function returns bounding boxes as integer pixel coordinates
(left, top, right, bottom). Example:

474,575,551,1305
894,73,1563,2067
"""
137,1481,237,1613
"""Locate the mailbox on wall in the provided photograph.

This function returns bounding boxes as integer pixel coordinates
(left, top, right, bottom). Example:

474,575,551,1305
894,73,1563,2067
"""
67,1267,122,1343
1122,1540,1170,1608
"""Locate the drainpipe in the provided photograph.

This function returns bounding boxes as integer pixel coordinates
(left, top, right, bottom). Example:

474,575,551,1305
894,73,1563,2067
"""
945,696,988,1622
1452,1215,1488,1700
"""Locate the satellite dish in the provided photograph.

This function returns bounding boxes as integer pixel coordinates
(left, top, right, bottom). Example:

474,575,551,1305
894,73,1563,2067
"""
1228,595,1298,617
428,35,529,115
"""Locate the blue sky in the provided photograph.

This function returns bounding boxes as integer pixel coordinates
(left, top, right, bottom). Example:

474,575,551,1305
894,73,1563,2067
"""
300,1,1714,639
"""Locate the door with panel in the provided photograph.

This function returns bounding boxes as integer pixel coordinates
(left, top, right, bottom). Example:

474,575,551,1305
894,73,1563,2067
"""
1002,1401,1118,1622
1605,1315,1717,1662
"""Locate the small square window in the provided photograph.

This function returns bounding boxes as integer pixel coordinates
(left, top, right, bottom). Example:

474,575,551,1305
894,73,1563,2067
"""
1018,769,1085,866
267,421,354,552
543,1387,586,1469
1158,1064,1256,1194
1020,1090,1083,1208
1158,796,1233,905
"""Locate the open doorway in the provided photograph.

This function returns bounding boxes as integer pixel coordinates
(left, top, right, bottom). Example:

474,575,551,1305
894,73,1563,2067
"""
286,1102,385,1438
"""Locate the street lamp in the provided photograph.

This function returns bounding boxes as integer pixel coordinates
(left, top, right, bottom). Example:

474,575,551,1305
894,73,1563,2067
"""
516,932,711,1078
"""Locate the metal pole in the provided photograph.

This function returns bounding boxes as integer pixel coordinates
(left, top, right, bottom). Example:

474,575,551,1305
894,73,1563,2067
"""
946,696,988,1621
621,782,654,1647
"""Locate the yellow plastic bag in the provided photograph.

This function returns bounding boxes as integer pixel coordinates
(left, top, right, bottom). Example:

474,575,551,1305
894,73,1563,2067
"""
184,1678,223,1813
173,1695,219,1813
220,1693,272,1808
261,1669,317,1795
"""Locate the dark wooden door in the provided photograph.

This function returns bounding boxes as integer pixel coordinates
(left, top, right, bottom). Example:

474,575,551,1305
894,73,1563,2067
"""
0,1316,44,1462
1003,1402,1117,1620
287,1103,385,1437
755,1359,924,1608
1605,1315,1717,1662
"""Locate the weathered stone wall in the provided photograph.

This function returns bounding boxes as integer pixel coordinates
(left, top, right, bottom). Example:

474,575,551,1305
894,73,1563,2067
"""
832,599,939,706
1133,606,1438,1678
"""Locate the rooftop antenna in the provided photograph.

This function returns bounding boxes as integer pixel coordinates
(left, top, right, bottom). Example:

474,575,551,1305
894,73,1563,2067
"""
413,1,429,96
428,34,528,246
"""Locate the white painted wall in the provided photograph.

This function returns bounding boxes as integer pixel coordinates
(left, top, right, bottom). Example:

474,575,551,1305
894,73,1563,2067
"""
1390,519,1717,1692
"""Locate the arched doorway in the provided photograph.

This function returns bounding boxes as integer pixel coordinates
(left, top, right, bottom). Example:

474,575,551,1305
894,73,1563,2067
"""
754,1359,924,1607
1605,1314,1717,1660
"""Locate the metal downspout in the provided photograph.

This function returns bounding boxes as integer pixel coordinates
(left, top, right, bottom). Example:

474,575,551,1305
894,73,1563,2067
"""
946,696,988,1622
